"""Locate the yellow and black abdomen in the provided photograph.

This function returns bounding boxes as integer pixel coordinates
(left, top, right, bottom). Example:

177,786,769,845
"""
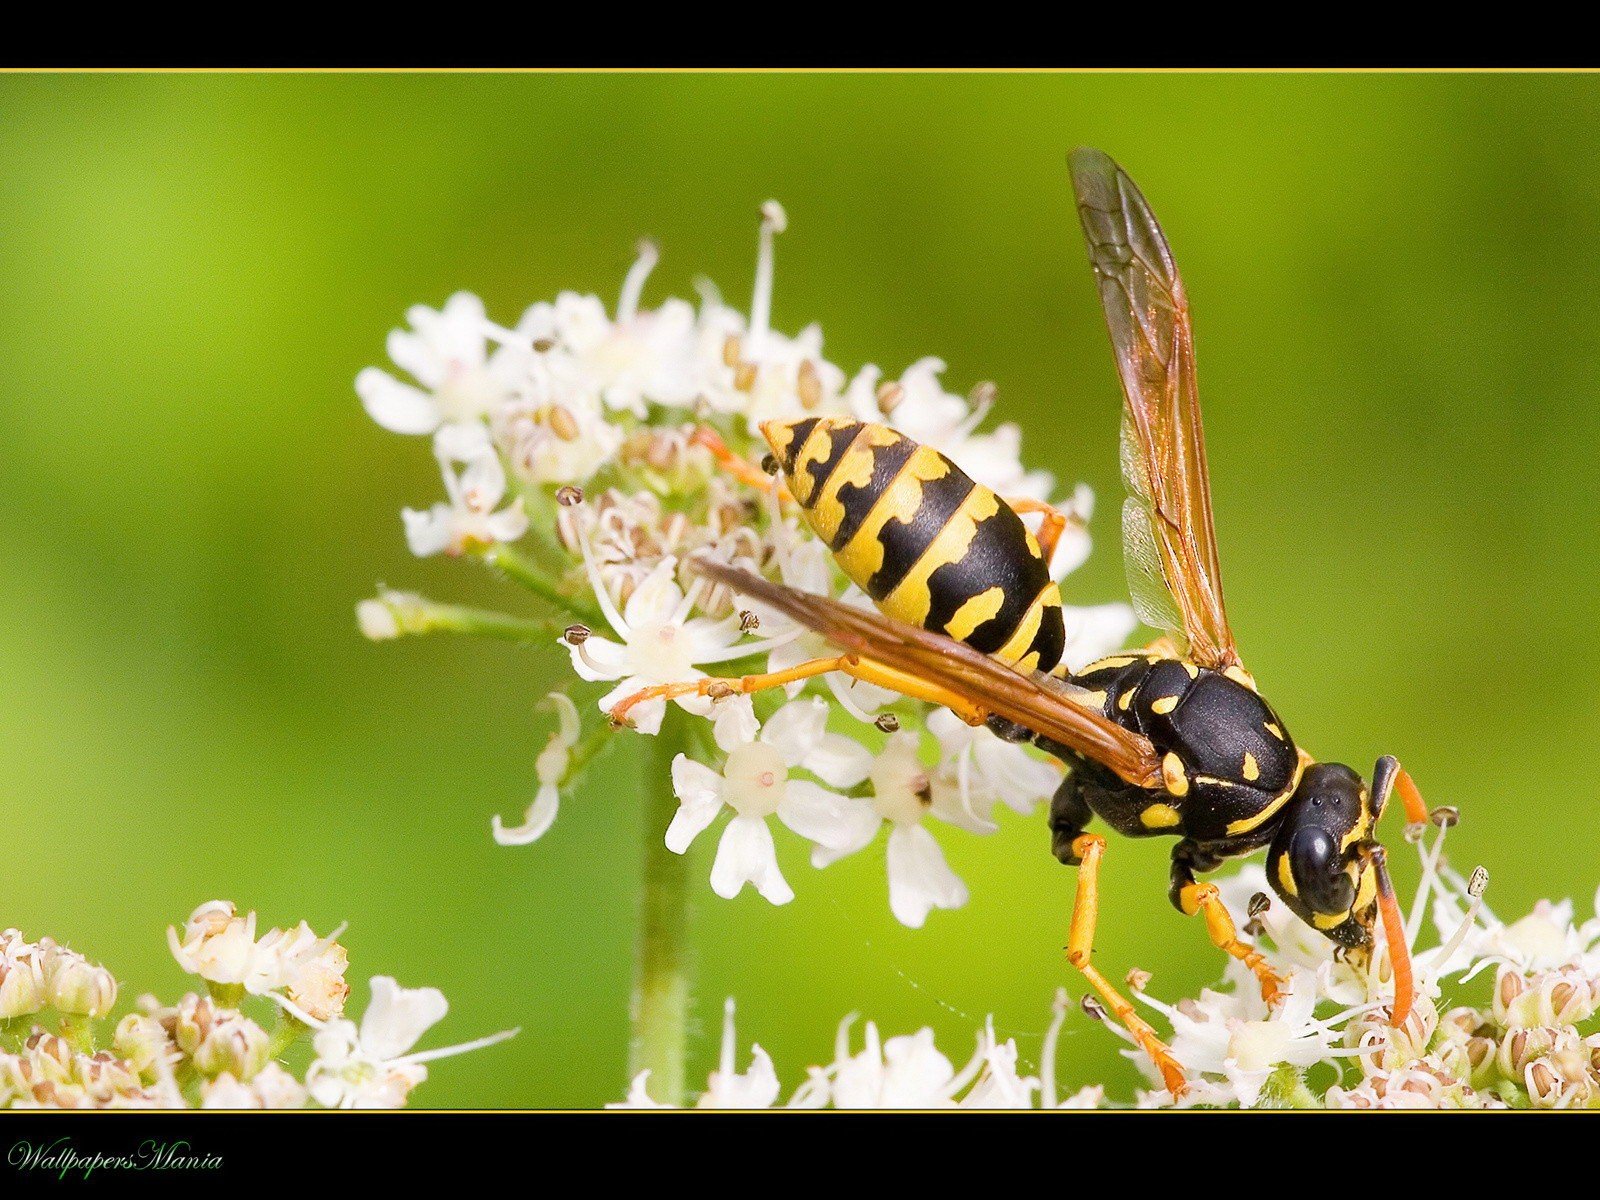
761,416,1065,674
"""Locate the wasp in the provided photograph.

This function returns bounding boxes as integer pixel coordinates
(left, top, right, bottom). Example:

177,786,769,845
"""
609,149,1429,1094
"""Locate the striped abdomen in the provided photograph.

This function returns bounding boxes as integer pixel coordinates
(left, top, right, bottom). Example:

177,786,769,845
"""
760,417,1065,674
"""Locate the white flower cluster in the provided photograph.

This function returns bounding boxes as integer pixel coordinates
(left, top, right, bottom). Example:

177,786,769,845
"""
357,203,1135,928
610,995,1102,1110
0,903,514,1109
622,829,1600,1110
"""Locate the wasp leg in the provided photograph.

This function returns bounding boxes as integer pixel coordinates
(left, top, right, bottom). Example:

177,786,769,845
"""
1170,842,1287,1007
1004,496,1082,571
606,654,992,729
1049,769,1094,866
1065,833,1188,1097
690,426,794,500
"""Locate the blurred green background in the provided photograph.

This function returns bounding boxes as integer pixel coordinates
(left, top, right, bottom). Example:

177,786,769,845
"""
4,72,1600,1107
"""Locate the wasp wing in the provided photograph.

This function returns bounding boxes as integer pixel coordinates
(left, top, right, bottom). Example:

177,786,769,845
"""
1070,147,1240,671
692,559,1161,789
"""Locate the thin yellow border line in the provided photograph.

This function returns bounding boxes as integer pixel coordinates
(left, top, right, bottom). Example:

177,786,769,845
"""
1,67,1599,74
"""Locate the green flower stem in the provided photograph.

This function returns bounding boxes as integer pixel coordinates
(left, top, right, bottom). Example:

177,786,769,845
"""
57,1014,95,1054
627,717,693,1106
405,598,563,643
478,545,607,630
266,1008,308,1060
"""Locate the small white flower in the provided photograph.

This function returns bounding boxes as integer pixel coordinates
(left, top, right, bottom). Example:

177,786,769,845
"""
926,706,1061,830
563,554,777,739
166,901,259,988
306,976,517,1109
667,697,874,905
1136,971,1352,1107
814,731,971,929
827,1016,971,1108
959,1021,1041,1109
517,243,700,417
745,537,895,717
357,292,523,439
401,432,528,558
250,921,350,1023
494,693,582,846
697,998,782,1109
0,936,47,1021
201,1063,308,1110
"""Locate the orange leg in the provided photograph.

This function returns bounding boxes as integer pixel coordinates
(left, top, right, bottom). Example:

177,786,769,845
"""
1368,847,1415,1029
606,653,992,729
1178,882,1287,1007
690,426,794,500
1005,496,1085,572
1065,834,1188,1097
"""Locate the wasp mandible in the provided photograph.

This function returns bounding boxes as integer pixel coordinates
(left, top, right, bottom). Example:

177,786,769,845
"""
609,148,1430,1095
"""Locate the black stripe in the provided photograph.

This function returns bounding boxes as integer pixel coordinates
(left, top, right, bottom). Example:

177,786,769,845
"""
923,504,1052,654
827,433,918,552
802,421,865,503
864,459,975,601
1026,591,1066,673
778,417,820,474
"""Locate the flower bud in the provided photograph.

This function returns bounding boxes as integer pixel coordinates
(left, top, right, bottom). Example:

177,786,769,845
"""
1498,1025,1557,1078
356,598,402,640
191,1012,269,1081
1525,1059,1571,1108
167,901,257,986
0,949,46,1020
1466,1036,1499,1089
1492,966,1528,1025
114,1013,171,1075
48,958,118,1018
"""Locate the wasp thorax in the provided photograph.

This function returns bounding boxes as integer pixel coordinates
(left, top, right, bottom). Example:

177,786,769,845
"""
722,743,788,818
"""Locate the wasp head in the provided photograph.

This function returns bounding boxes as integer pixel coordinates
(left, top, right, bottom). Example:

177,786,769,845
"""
1265,763,1379,950
1266,759,1416,1026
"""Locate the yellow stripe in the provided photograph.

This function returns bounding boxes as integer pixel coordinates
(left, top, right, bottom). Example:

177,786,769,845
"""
1276,853,1299,898
992,584,1061,667
1224,755,1306,837
944,586,1006,642
879,486,1000,627
1082,655,1135,673
1140,803,1182,829
827,435,930,577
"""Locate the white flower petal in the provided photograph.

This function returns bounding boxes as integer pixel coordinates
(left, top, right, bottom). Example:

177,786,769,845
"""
401,505,454,557
776,780,869,851
761,697,827,765
885,824,968,929
709,815,793,904
622,559,685,630
666,755,725,853
358,976,448,1061
357,369,443,435
565,636,630,683
808,733,873,789
491,784,559,846
710,696,761,751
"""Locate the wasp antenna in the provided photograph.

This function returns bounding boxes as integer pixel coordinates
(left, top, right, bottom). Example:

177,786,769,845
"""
1372,755,1431,831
